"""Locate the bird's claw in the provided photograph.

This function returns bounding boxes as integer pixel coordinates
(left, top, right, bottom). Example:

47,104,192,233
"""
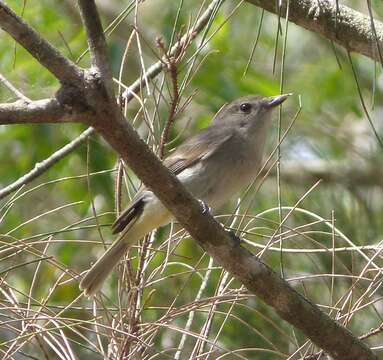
198,199,212,215
308,0,321,20
226,230,242,247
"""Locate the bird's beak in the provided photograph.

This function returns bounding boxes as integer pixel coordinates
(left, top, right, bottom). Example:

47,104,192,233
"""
266,93,292,108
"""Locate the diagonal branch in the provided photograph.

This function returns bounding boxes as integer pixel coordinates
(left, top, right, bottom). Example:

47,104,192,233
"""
246,0,383,62
77,0,114,96
91,106,377,360
0,0,82,84
82,1,377,354
0,98,82,125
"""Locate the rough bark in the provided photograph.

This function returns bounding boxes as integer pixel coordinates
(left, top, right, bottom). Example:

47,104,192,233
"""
246,0,383,62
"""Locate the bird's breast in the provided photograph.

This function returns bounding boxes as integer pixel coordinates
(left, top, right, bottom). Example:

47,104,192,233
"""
176,140,262,210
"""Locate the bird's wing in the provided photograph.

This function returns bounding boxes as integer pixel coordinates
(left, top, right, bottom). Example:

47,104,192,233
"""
164,126,233,175
112,126,234,233
111,194,146,234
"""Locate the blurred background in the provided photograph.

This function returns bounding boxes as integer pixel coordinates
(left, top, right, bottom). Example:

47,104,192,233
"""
1,0,383,358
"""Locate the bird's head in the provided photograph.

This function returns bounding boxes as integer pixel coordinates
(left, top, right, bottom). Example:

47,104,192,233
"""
212,94,291,136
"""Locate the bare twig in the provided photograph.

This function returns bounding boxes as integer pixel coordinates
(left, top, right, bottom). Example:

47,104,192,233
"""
366,0,383,68
122,0,223,101
0,72,30,102
243,9,264,77
347,51,383,148
0,127,94,200
156,37,181,159
359,323,383,340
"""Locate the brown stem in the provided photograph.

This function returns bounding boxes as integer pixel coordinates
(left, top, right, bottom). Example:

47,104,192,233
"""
89,99,376,360
0,98,82,125
122,0,222,102
157,38,180,159
0,72,30,102
77,0,114,97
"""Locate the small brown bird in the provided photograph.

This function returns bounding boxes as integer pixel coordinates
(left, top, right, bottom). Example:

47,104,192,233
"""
80,94,290,296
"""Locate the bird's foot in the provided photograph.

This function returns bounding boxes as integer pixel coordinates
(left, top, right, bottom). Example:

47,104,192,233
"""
308,0,321,20
198,199,212,215
226,230,242,247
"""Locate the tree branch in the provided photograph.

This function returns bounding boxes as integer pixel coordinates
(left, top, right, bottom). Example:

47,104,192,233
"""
0,0,221,201
80,0,376,354
77,0,115,96
90,106,376,360
246,0,383,62
0,98,82,125
0,0,82,84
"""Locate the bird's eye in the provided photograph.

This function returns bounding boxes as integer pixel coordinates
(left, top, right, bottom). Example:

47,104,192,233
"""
239,103,252,113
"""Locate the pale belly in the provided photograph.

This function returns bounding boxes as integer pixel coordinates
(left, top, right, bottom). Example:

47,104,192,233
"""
176,151,261,210
143,136,263,222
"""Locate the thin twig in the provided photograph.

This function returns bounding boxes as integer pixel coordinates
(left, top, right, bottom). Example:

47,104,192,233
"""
347,51,383,149
366,0,383,69
0,127,94,200
243,9,264,77
86,137,106,248
0,72,30,102
359,323,383,340
57,30,75,61
156,38,180,159
122,0,223,101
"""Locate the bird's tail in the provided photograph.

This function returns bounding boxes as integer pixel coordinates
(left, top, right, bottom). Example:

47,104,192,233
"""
80,197,171,297
79,226,140,297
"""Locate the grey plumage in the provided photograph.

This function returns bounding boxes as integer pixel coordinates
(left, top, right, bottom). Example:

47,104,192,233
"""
80,94,290,296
